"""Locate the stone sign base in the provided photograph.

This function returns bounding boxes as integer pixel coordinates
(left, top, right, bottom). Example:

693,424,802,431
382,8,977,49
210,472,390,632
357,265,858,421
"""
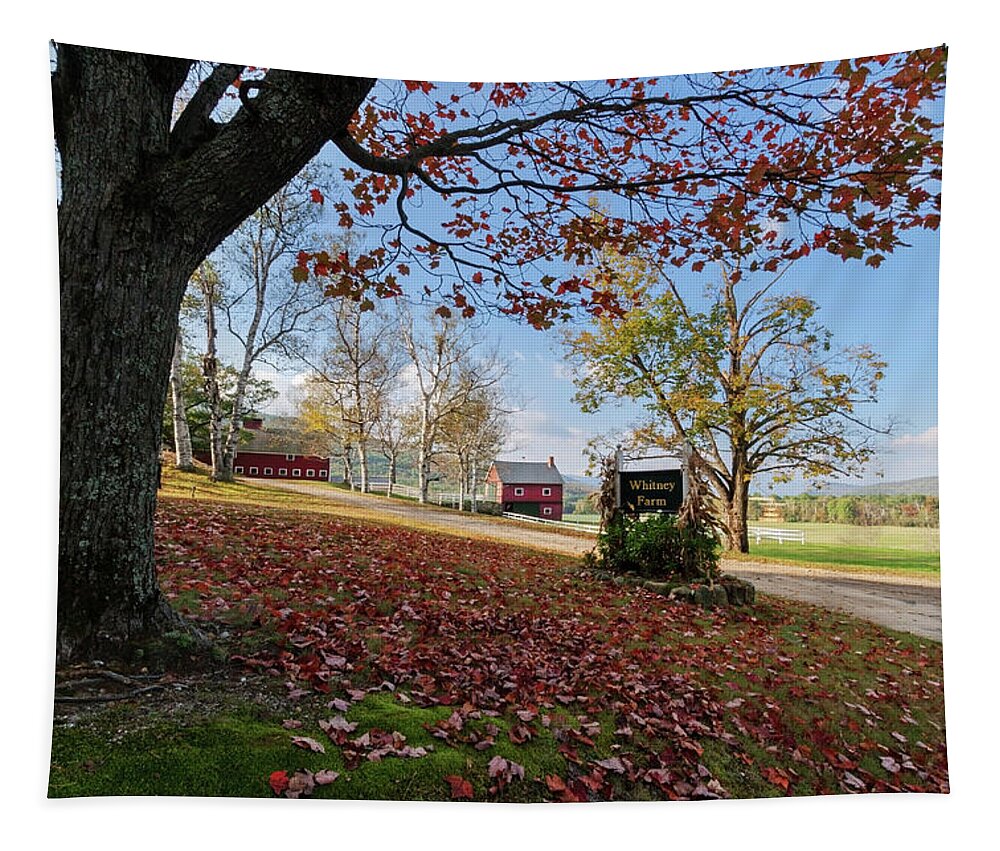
586,570,756,609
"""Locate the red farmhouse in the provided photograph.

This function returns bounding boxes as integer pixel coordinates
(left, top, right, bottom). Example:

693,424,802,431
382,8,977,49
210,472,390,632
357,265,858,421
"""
485,457,564,520
194,417,330,481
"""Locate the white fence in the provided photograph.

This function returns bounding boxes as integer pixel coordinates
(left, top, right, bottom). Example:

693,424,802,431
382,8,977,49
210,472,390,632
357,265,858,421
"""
748,526,805,544
351,480,487,507
503,512,601,535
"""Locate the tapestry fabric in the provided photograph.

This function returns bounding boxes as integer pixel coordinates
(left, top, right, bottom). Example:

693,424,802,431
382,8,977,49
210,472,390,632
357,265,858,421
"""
50,43,947,803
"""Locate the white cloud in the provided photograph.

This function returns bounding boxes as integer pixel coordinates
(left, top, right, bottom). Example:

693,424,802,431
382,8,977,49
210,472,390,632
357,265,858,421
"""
889,426,938,451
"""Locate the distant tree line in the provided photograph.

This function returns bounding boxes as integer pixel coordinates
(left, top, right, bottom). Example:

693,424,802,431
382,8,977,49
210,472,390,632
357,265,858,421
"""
750,494,939,528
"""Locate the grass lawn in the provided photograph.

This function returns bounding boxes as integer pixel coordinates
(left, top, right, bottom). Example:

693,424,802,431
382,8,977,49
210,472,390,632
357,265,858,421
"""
49,470,948,801
743,520,939,574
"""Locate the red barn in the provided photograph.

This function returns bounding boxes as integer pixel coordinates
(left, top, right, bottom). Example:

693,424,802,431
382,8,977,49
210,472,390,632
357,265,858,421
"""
194,417,330,481
485,457,564,520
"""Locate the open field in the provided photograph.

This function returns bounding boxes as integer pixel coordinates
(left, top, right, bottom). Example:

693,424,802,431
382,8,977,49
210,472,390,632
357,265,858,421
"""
51,470,947,801
744,520,939,573
750,519,939,552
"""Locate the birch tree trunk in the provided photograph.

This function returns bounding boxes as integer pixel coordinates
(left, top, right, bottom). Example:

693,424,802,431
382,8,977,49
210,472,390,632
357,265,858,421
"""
169,326,194,470
221,295,264,479
200,272,227,481
387,450,397,497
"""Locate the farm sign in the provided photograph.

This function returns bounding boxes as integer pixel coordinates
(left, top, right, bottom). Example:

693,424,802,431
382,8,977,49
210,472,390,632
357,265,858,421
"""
618,468,685,514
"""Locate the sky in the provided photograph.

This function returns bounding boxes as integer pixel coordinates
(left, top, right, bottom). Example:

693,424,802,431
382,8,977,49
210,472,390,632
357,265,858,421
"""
11,5,997,848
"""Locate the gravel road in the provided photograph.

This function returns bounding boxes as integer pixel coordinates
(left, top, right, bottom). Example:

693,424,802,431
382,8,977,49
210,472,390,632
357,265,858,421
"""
261,480,942,641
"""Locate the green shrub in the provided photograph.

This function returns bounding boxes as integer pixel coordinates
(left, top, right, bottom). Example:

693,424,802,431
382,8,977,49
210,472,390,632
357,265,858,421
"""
591,513,720,582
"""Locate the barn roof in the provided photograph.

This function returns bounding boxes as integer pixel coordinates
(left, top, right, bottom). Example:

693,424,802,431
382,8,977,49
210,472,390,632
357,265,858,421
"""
490,459,564,485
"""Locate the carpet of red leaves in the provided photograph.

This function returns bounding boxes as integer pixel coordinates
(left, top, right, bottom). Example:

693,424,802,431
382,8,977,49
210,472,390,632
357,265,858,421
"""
156,498,948,801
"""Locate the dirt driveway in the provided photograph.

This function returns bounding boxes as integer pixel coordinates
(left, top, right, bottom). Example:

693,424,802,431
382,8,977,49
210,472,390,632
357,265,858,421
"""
262,480,942,641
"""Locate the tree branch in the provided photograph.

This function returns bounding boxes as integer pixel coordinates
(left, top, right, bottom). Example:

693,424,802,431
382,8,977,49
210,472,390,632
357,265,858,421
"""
170,62,244,158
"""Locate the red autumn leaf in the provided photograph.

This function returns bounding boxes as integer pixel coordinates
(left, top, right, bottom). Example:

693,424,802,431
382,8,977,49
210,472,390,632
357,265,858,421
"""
762,767,790,791
268,770,290,796
508,723,533,744
309,188,324,205
444,774,474,799
544,774,567,792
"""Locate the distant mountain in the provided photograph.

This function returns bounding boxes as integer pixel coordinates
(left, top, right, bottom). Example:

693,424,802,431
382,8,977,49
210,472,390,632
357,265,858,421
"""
563,473,601,487
801,476,938,497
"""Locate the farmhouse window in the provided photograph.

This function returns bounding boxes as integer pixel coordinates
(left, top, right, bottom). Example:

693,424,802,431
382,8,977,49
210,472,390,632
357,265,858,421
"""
249,466,258,475
279,468,288,476
292,469,301,477
263,467,273,475
542,487,551,496
306,469,316,477
514,487,525,496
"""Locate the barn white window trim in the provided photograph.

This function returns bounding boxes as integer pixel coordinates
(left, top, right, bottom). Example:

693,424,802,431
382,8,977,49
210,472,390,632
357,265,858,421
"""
514,487,525,496
263,467,273,475
542,487,552,496
249,466,259,475
292,469,301,477
318,470,328,478
235,466,244,474
286,454,296,461
279,468,288,476
543,506,553,516
306,469,316,477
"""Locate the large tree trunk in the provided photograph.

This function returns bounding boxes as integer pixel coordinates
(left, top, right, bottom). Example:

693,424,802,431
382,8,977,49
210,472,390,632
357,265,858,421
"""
169,327,194,470
723,458,751,553
54,45,374,662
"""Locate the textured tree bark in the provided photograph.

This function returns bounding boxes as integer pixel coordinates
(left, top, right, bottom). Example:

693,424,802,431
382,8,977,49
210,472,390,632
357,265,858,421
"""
722,456,751,553
54,44,374,662
169,327,195,470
